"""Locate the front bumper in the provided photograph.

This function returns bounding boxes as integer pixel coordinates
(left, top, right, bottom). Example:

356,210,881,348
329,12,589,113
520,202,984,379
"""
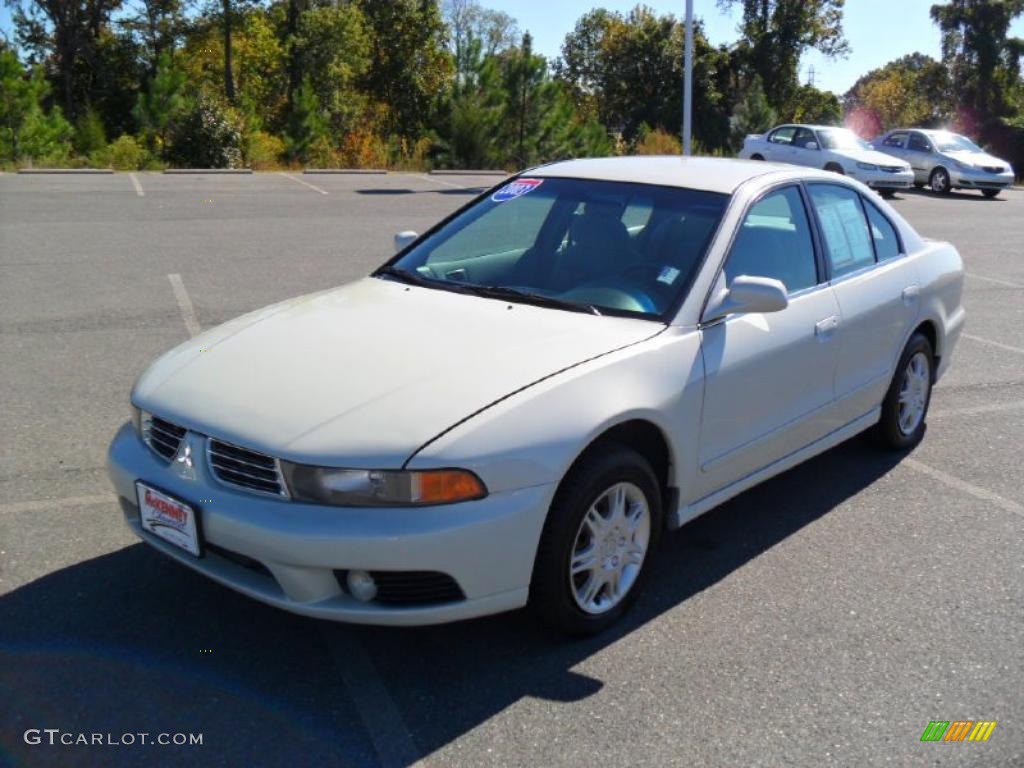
107,423,553,625
851,167,914,190
950,167,1014,190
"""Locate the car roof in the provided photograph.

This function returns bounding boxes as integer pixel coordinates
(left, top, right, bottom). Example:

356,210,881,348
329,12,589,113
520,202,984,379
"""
528,156,795,195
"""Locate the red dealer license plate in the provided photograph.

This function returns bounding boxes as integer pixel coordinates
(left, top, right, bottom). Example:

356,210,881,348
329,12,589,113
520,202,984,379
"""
136,482,201,557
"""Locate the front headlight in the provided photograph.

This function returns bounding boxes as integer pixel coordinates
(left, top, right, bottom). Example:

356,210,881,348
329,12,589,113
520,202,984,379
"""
952,159,974,170
281,462,488,506
131,404,143,435
856,162,878,171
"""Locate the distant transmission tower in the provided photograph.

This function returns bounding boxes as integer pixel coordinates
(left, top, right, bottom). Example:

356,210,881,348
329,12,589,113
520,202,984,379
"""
807,65,816,87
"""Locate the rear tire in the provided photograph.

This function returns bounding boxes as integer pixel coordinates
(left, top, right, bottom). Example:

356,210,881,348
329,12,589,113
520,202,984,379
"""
750,154,765,161
825,163,844,174
874,333,934,450
530,444,663,636
929,167,952,194
982,188,1001,199
913,182,925,189
879,189,896,199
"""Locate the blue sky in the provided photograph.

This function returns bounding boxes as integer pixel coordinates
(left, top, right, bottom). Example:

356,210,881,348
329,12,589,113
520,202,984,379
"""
2,1,1022,96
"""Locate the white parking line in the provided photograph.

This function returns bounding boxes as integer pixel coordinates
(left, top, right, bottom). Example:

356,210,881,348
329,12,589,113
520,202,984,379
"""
167,273,201,337
930,400,1024,419
965,272,1022,289
0,494,115,515
322,629,427,768
129,172,145,197
962,333,1024,355
903,458,1023,519
280,172,328,195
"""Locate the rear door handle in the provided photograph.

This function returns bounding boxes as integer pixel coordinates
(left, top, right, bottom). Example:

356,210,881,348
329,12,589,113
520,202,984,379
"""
815,315,839,339
902,285,920,304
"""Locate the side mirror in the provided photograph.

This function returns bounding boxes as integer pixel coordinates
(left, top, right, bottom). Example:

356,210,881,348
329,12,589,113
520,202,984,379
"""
394,231,418,253
805,141,819,150
702,275,789,323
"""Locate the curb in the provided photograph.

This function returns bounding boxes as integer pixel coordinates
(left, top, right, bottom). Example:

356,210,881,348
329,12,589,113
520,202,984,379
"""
303,169,387,175
429,169,507,176
163,168,253,174
18,168,114,174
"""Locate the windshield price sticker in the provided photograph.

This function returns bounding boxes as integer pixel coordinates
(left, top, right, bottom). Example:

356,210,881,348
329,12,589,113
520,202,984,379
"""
492,178,543,202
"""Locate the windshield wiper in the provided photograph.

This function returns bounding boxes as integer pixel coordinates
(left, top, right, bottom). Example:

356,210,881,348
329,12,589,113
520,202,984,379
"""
462,284,602,315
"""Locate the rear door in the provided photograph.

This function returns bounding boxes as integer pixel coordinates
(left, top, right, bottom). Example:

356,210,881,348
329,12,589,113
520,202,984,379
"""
805,183,920,423
697,184,841,496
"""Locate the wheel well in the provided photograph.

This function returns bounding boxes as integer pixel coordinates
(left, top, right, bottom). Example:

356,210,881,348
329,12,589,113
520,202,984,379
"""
571,420,673,508
825,162,844,173
913,319,940,367
750,153,764,161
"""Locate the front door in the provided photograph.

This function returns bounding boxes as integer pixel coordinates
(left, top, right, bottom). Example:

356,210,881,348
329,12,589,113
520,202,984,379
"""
697,185,841,497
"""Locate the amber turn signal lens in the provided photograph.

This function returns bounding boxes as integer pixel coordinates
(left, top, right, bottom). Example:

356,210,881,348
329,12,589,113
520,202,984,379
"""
414,470,487,504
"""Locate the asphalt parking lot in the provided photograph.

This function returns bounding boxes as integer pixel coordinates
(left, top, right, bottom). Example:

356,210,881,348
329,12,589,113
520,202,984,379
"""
1,170,1022,768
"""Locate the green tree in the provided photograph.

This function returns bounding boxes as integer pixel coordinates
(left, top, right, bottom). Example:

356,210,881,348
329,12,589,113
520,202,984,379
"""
444,0,518,81
133,49,187,150
122,0,189,76
931,0,1024,125
843,53,951,133
73,104,107,154
9,0,123,120
729,75,777,149
0,47,72,161
717,0,849,115
556,6,731,150
789,84,841,124
284,74,326,162
291,3,369,135
355,0,452,137
167,94,242,167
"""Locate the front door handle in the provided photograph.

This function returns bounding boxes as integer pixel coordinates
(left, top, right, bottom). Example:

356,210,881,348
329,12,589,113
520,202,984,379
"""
902,284,920,305
815,315,839,339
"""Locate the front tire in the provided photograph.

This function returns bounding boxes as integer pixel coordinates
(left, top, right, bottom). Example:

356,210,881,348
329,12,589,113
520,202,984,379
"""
982,188,1001,199
530,444,662,635
929,167,952,194
879,189,897,199
750,154,765,161
825,162,844,174
875,333,934,449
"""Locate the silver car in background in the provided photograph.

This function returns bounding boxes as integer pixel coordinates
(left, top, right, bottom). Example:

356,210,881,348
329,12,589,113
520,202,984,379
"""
872,129,1015,198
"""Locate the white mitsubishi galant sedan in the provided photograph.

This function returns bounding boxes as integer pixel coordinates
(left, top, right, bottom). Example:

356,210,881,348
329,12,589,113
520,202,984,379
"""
108,157,965,634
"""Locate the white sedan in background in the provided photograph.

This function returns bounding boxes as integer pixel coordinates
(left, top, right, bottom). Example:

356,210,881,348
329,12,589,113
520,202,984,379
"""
108,157,964,635
740,124,914,197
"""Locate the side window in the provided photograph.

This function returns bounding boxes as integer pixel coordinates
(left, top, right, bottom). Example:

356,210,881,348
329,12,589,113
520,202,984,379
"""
769,126,796,145
883,132,907,148
862,199,902,261
792,128,817,148
724,186,818,294
907,133,931,152
807,184,875,277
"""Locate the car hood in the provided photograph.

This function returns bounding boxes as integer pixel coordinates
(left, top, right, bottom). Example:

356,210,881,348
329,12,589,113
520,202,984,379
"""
941,149,1007,168
834,146,908,167
133,277,662,467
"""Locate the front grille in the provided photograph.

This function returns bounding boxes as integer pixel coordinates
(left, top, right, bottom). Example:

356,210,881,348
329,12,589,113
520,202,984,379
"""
335,570,466,605
207,439,288,497
144,416,186,460
879,165,904,173
982,165,1005,174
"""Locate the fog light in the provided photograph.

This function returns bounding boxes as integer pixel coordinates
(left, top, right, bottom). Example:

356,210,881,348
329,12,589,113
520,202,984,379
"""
347,570,377,602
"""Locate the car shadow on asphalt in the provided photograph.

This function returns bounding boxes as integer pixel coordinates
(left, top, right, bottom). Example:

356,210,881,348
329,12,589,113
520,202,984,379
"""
0,436,909,767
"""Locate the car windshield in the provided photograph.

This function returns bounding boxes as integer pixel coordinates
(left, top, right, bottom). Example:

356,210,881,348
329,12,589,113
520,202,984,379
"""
816,128,871,150
380,177,729,319
931,132,982,153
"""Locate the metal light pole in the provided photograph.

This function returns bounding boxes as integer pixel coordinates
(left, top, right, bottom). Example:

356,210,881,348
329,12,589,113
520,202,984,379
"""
682,0,693,156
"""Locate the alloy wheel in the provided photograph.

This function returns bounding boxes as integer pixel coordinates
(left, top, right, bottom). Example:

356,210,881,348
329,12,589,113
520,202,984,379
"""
897,351,930,435
569,481,651,615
